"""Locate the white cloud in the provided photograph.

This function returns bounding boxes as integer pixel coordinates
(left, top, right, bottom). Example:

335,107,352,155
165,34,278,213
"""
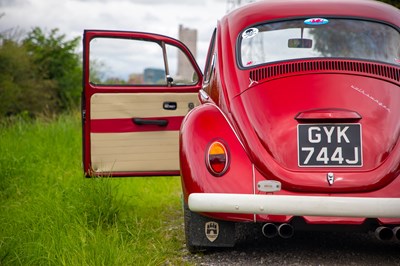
0,0,230,70
74,0,203,4
0,0,28,7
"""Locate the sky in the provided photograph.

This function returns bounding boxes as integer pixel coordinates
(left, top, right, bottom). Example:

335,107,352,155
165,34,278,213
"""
0,0,234,70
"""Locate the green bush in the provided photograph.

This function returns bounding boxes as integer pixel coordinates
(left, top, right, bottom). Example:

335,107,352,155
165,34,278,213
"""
0,27,82,119
24,28,82,112
0,39,58,117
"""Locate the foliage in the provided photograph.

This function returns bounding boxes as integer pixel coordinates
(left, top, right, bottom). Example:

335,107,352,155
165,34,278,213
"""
0,39,57,117
24,27,82,111
0,27,81,119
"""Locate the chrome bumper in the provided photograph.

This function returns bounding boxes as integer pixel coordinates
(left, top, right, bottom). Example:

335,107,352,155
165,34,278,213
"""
188,193,400,218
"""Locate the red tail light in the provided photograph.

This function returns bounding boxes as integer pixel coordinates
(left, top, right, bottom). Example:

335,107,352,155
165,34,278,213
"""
206,141,229,176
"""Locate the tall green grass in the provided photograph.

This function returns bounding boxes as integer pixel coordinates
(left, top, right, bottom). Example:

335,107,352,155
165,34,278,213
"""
0,113,189,265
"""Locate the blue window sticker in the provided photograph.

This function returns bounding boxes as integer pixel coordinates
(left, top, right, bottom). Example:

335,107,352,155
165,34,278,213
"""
304,18,329,25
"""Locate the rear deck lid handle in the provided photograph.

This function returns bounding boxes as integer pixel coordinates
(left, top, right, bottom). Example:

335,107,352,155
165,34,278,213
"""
295,108,362,122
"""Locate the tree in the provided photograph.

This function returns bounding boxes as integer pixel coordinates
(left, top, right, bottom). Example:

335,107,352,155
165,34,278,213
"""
23,27,82,112
0,27,82,118
0,38,58,118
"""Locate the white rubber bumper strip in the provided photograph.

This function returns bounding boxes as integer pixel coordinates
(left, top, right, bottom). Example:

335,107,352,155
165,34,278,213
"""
188,193,400,218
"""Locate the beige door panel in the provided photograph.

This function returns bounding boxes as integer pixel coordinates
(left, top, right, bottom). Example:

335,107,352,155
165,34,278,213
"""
90,93,198,119
90,92,199,174
91,131,179,173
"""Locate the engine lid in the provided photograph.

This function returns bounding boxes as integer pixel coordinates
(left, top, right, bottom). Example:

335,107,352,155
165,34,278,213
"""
231,72,400,192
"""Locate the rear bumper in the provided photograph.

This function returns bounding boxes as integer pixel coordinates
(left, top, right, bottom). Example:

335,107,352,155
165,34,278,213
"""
188,193,400,218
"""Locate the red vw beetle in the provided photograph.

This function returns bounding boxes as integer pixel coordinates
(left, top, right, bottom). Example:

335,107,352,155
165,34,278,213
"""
82,0,400,252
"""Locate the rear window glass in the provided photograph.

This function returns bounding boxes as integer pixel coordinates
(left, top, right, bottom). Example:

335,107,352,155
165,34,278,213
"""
239,19,400,67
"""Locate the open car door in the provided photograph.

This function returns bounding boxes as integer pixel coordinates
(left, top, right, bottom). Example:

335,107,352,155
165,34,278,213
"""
82,30,202,177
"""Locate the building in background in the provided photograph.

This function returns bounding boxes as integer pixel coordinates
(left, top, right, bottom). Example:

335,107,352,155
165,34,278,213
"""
177,24,197,81
143,68,165,84
127,25,198,85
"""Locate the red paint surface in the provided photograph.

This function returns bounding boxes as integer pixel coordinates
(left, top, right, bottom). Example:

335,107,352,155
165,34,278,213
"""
179,0,400,224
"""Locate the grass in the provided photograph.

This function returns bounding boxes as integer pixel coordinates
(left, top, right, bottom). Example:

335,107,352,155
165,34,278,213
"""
0,113,189,265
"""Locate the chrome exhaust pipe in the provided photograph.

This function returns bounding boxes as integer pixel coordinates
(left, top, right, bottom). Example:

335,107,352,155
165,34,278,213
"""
262,223,278,238
393,226,400,241
375,226,393,241
278,223,294,239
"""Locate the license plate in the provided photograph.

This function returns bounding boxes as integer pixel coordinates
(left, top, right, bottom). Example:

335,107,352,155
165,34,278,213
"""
298,124,362,167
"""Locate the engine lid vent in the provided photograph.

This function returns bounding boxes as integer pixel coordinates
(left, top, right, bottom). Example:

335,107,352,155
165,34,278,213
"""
249,59,400,84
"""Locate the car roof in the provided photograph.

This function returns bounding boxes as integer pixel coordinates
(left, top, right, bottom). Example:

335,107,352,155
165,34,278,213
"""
223,0,400,35
216,0,400,100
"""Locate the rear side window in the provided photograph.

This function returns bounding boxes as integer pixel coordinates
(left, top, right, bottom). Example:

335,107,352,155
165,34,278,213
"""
239,18,400,67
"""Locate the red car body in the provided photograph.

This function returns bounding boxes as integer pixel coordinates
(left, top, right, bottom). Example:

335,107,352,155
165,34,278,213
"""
82,0,400,251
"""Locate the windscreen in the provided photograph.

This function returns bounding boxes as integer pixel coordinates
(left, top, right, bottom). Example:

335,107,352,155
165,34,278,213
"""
240,18,400,67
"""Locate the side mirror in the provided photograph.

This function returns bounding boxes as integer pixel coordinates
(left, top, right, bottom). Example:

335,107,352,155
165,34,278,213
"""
288,38,313,48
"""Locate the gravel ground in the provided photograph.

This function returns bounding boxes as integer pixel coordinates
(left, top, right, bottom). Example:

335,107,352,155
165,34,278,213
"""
185,230,400,265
